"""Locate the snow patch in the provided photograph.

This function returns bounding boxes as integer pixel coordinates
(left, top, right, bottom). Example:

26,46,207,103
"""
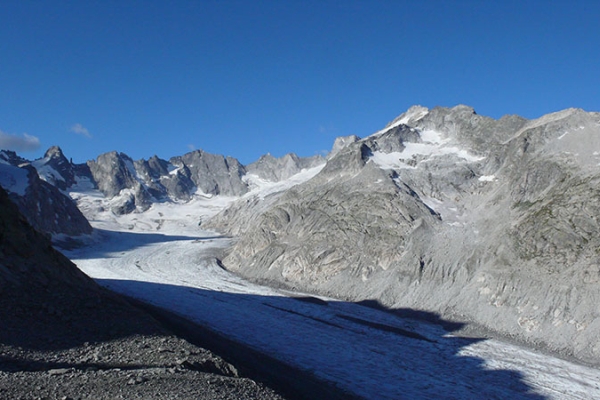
0,164,29,195
478,175,496,182
243,164,325,199
370,106,429,137
370,130,484,170
31,161,65,183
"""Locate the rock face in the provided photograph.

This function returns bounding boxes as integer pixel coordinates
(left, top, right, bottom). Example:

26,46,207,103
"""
207,105,600,365
246,153,325,182
31,146,78,190
3,145,320,220
171,150,248,196
84,149,248,213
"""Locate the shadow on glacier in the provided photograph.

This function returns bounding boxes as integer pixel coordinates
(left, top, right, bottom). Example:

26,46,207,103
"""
96,278,547,399
65,228,228,258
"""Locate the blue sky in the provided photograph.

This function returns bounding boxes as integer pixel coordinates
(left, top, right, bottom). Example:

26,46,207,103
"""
0,1,598,164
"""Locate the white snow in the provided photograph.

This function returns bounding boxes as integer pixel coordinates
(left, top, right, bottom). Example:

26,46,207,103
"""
370,107,430,137
65,173,600,399
479,175,496,182
0,163,29,195
370,129,484,170
242,164,325,199
168,164,183,175
31,160,64,183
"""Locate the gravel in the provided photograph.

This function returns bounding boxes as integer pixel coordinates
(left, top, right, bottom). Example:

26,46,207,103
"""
0,282,287,400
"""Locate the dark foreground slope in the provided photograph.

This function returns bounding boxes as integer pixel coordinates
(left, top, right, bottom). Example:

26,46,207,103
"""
0,185,288,400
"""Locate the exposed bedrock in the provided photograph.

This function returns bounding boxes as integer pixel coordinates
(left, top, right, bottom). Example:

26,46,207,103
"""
207,105,600,364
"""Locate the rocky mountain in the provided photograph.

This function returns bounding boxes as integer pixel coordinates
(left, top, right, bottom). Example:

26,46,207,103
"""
3,144,323,217
0,144,324,237
82,149,250,213
206,105,600,365
0,150,92,237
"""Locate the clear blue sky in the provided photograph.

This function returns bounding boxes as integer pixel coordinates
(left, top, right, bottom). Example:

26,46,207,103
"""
0,0,598,164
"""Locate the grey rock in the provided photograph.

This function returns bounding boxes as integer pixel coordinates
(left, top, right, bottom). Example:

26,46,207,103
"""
171,150,248,196
87,151,146,198
87,151,158,213
0,149,28,167
31,146,96,191
246,153,325,182
84,149,248,213
48,368,71,376
36,146,76,190
328,135,360,158
133,155,195,201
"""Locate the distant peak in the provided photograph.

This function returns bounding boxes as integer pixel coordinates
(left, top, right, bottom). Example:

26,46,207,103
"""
44,146,65,159
450,104,477,114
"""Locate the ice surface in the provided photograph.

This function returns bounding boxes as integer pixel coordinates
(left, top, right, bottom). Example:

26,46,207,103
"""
243,164,325,199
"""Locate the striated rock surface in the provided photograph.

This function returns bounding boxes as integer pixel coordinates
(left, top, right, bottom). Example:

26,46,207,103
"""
207,105,600,365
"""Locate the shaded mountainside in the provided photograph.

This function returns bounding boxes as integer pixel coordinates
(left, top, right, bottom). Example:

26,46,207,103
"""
0,185,291,400
206,105,600,365
0,149,92,236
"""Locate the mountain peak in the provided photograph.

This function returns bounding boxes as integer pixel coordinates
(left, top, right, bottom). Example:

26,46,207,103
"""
44,146,66,160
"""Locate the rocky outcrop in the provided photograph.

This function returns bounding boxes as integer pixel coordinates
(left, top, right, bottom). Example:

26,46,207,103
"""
0,149,28,167
87,151,145,198
171,150,248,196
207,105,600,365
133,155,195,201
31,146,76,190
